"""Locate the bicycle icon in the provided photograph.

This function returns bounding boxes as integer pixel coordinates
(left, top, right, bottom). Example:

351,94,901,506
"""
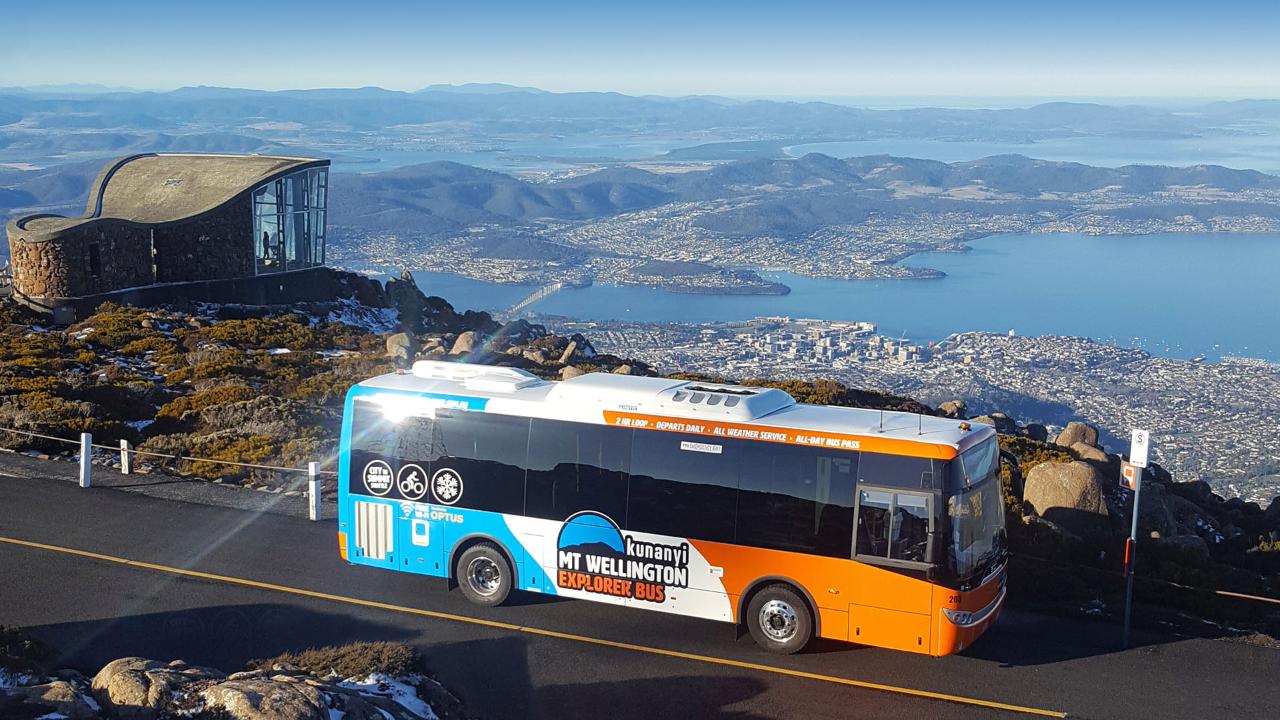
397,463,428,500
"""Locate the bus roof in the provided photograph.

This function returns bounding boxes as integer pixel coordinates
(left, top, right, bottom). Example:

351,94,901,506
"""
354,361,993,459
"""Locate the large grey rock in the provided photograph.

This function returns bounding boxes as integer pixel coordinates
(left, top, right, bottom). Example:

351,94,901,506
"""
1071,442,1111,464
1024,423,1049,442
937,400,966,418
385,332,416,366
17,680,99,720
1156,534,1211,562
1166,494,1223,542
1055,421,1100,449
970,413,1018,434
91,658,224,720
200,679,327,720
1023,461,1110,538
560,365,587,380
449,330,480,356
557,340,578,365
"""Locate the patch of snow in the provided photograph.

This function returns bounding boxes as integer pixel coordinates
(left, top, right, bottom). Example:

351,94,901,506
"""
328,709,346,720
339,674,437,720
82,693,101,712
126,420,154,431
268,348,293,355
35,713,69,720
0,669,33,688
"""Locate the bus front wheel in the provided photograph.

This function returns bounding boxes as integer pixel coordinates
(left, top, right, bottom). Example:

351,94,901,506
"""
746,584,813,654
456,542,513,607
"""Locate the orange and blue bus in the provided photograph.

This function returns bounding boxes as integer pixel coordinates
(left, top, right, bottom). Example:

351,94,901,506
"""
337,361,1007,655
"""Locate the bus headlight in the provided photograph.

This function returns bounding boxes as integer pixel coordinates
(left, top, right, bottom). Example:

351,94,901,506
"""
942,608,974,625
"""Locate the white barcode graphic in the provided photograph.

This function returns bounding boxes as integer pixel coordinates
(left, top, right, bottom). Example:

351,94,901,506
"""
355,501,395,560
680,440,723,454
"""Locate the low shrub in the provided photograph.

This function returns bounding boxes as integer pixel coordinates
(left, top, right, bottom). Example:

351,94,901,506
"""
156,385,258,420
0,625,56,677
247,641,420,678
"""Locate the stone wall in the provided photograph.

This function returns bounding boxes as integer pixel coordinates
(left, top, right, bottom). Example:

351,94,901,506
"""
7,193,256,299
152,194,254,283
8,220,153,298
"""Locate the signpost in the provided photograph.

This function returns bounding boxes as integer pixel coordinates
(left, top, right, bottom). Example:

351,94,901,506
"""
1121,429,1151,649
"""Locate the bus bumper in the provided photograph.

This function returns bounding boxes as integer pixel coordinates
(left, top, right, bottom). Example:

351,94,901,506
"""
934,565,1006,656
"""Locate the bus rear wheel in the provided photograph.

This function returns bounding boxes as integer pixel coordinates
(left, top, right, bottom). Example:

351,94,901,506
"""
747,584,813,654
456,543,513,607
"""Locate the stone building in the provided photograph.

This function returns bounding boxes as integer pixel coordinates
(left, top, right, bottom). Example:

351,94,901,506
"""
5,153,331,321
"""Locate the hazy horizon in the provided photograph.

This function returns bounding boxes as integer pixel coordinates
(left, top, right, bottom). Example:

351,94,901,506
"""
4,0,1280,98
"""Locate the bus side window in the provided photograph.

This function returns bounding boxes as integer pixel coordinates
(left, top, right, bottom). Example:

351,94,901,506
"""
737,444,856,558
526,419,630,522
627,432,739,543
430,410,529,514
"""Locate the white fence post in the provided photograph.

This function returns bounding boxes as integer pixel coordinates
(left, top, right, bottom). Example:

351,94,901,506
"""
79,432,92,488
120,439,131,475
308,461,321,521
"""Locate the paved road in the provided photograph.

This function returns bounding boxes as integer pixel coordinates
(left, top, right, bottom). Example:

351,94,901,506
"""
1,464,1278,719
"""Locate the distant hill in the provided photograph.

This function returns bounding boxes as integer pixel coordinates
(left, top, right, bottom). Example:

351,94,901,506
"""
320,153,1280,235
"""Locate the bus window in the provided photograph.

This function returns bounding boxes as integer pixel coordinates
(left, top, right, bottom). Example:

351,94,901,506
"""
737,444,856,558
427,410,530,514
856,488,932,564
348,399,436,499
627,432,740,543
859,452,936,490
526,419,630,522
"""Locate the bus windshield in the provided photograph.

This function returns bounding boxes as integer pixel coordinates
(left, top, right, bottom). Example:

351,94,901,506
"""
948,438,1005,580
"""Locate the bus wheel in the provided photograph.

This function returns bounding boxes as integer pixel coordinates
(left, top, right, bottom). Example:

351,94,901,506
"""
747,584,812,654
457,543,513,607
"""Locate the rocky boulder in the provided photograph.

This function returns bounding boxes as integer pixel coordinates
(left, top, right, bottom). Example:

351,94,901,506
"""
385,332,416,367
560,365,588,380
1055,421,1100,449
91,658,224,720
15,680,99,720
937,400,966,418
1071,442,1111,464
1024,423,1049,442
1023,461,1110,539
971,413,1018,434
449,330,480,356
200,678,328,720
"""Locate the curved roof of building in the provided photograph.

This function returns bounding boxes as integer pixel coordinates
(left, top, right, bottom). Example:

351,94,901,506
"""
8,153,328,239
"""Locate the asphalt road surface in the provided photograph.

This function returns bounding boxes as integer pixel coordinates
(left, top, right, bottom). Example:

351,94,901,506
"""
2,462,1278,719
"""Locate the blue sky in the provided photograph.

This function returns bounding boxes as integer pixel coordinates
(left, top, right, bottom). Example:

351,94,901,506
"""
4,0,1279,97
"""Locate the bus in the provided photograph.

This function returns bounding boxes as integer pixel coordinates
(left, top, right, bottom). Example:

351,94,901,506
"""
337,360,1007,656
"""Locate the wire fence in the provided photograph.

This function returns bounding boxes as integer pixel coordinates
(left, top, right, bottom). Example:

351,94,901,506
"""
0,425,337,476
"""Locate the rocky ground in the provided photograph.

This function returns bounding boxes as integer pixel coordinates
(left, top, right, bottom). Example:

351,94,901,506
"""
0,633,466,720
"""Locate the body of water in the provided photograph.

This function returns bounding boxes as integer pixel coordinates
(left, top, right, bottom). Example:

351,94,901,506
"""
412,232,1280,362
785,131,1280,176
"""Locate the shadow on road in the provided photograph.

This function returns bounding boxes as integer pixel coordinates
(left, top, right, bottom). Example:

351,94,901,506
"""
421,636,772,720
27,603,406,673
959,608,1183,666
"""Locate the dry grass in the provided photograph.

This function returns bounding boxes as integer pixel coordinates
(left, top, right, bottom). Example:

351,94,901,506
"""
247,641,420,678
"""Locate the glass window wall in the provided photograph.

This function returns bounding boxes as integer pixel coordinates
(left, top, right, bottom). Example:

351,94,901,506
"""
252,166,327,274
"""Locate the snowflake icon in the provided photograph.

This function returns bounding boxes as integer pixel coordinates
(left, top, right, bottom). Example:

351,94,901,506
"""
432,468,463,505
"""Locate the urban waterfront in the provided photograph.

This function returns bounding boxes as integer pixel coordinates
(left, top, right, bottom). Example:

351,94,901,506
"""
412,231,1280,362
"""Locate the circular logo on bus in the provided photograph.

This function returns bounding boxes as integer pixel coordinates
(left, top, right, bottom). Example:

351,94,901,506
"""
362,460,393,496
431,468,463,505
396,463,429,500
